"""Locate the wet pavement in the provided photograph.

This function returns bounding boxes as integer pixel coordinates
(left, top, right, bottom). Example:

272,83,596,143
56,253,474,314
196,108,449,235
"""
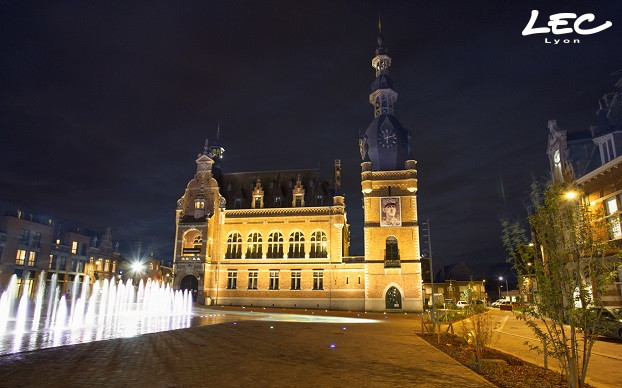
0,306,493,387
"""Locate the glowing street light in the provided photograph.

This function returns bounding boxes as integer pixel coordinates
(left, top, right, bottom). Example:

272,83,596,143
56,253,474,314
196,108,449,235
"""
564,190,578,200
499,276,509,299
131,261,145,273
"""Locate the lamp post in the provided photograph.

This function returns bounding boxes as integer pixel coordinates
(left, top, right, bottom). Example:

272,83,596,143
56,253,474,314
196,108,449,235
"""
499,276,509,299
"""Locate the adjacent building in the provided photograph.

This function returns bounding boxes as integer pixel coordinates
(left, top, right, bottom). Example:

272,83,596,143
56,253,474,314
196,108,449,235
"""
546,74,622,307
173,29,424,311
0,200,122,297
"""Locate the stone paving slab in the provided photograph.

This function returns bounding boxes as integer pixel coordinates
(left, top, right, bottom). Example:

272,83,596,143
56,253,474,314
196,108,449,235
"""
0,309,493,387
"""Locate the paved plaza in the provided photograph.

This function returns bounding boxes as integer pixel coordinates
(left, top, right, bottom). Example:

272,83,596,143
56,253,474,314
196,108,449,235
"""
0,307,493,387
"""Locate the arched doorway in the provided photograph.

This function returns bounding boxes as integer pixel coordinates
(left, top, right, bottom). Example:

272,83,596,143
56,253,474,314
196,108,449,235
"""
179,275,198,302
385,286,402,309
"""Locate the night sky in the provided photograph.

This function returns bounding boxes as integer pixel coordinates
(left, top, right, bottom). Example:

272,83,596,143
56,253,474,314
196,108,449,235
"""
1,1,621,274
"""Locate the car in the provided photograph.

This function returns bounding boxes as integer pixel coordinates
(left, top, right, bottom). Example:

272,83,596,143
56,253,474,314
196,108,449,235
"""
456,300,468,308
444,299,456,309
587,308,622,340
492,299,511,308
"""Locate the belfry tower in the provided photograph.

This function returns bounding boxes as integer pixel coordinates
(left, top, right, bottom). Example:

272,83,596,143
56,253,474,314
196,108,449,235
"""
360,22,423,312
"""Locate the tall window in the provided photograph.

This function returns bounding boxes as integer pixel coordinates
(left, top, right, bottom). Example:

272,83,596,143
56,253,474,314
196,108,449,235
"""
274,197,283,207
309,230,328,258
254,196,262,209
227,270,238,289
246,232,263,259
605,196,622,239
15,250,26,265
27,251,36,266
600,137,616,164
226,233,243,259
248,270,258,290
295,195,303,207
71,241,78,254
267,232,284,258
315,195,323,206
49,254,57,270
19,229,29,245
288,231,305,258
269,270,279,290
234,198,243,209
385,236,400,268
291,270,301,290
313,270,324,290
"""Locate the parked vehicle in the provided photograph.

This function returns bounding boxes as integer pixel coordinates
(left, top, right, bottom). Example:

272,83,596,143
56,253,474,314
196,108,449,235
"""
456,300,468,309
587,308,622,340
492,299,511,308
444,299,456,309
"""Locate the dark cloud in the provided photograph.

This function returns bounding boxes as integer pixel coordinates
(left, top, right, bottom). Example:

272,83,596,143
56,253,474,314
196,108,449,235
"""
1,0,620,270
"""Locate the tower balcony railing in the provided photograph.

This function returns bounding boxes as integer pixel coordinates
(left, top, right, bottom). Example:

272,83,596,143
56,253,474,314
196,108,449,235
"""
384,259,401,268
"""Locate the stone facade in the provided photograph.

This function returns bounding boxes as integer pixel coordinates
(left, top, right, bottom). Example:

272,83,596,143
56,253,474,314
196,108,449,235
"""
173,29,424,312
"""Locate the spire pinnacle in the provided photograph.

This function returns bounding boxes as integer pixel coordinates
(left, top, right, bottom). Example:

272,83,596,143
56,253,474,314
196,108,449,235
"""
216,122,221,141
203,139,209,155
378,13,382,34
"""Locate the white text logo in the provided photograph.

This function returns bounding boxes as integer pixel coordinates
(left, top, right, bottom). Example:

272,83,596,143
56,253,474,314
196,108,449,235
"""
522,10,612,44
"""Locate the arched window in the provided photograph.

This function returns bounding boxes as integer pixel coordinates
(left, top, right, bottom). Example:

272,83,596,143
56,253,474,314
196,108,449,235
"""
182,229,203,256
246,232,263,259
267,231,284,258
225,232,242,259
288,231,305,258
309,230,327,258
385,236,400,268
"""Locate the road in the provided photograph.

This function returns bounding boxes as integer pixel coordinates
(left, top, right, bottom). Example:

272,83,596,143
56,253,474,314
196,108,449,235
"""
486,308,622,388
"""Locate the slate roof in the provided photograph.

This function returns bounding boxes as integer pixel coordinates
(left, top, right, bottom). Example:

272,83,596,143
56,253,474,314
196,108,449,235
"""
219,169,334,209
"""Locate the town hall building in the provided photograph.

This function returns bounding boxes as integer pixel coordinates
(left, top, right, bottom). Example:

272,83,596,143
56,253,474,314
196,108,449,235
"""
172,29,424,312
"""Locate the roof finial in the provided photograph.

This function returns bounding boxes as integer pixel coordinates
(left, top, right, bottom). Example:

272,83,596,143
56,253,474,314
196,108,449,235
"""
378,12,382,34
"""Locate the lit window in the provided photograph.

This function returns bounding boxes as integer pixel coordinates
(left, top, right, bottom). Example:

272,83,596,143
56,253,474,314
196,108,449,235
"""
16,250,26,265
274,197,283,207
17,210,22,218
313,270,324,290
269,270,279,290
28,251,36,266
291,270,301,290
288,231,305,258
225,233,242,259
248,270,258,290
71,241,78,254
227,270,238,289
267,232,284,258
104,259,110,272
246,232,263,259
254,196,262,209
310,230,327,258
605,197,622,239
49,254,55,270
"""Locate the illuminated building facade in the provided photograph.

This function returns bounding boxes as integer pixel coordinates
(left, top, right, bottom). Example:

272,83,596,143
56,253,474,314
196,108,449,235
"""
0,200,122,298
173,30,423,311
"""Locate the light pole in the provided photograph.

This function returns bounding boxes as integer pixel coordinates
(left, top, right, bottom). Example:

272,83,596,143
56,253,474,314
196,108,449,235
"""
499,276,509,299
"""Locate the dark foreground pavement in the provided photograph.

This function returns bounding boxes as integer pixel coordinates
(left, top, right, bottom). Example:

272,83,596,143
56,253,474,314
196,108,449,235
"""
0,308,493,387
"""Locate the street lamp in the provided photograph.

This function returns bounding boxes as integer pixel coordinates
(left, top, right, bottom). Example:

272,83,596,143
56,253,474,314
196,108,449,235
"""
499,276,509,299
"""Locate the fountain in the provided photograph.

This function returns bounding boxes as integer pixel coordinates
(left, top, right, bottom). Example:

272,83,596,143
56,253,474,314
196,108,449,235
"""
0,271,193,355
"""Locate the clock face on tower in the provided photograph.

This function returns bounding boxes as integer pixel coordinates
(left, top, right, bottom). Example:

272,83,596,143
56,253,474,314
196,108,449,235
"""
378,127,397,148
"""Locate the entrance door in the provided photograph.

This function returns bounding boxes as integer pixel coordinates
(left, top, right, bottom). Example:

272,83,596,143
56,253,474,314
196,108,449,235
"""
386,286,402,309
180,275,199,302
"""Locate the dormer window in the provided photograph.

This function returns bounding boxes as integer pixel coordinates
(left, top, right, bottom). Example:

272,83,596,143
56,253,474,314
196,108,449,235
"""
195,200,205,209
600,136,616,164
315,195,323,206
234,198,243,209
254,196,262,209
274,196,282,207
295,195,303,207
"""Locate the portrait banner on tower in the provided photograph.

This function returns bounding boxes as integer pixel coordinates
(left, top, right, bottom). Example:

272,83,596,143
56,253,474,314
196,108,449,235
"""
380,197,401,227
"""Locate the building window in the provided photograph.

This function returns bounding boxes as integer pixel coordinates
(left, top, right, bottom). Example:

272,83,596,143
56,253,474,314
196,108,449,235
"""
291,270,301,290
195,199,205,209
27,251,36,267
71,241,78,254
227,270,238,289
274,196,283,207
77,261,85,273
269,270,279,290
358,276,361,285
246,232,263,259
315,195,323,206
49,254,56,270
226,233,243,259
309,230,328,258
346,276,349,285
313,270,324,290
288,231,305,258
104,259,110,272
600,137,616,164
19,229,29,245
31,232,41,247
605,196,622,239
295,195,303,207
267,231,284,258
59,257,67,271
16,249,26,266
234,198,243,209
384,236,400,268
248,270,258,290
254,196,262,209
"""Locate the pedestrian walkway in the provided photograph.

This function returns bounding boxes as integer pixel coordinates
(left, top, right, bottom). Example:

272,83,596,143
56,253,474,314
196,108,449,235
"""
0,308,493,387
